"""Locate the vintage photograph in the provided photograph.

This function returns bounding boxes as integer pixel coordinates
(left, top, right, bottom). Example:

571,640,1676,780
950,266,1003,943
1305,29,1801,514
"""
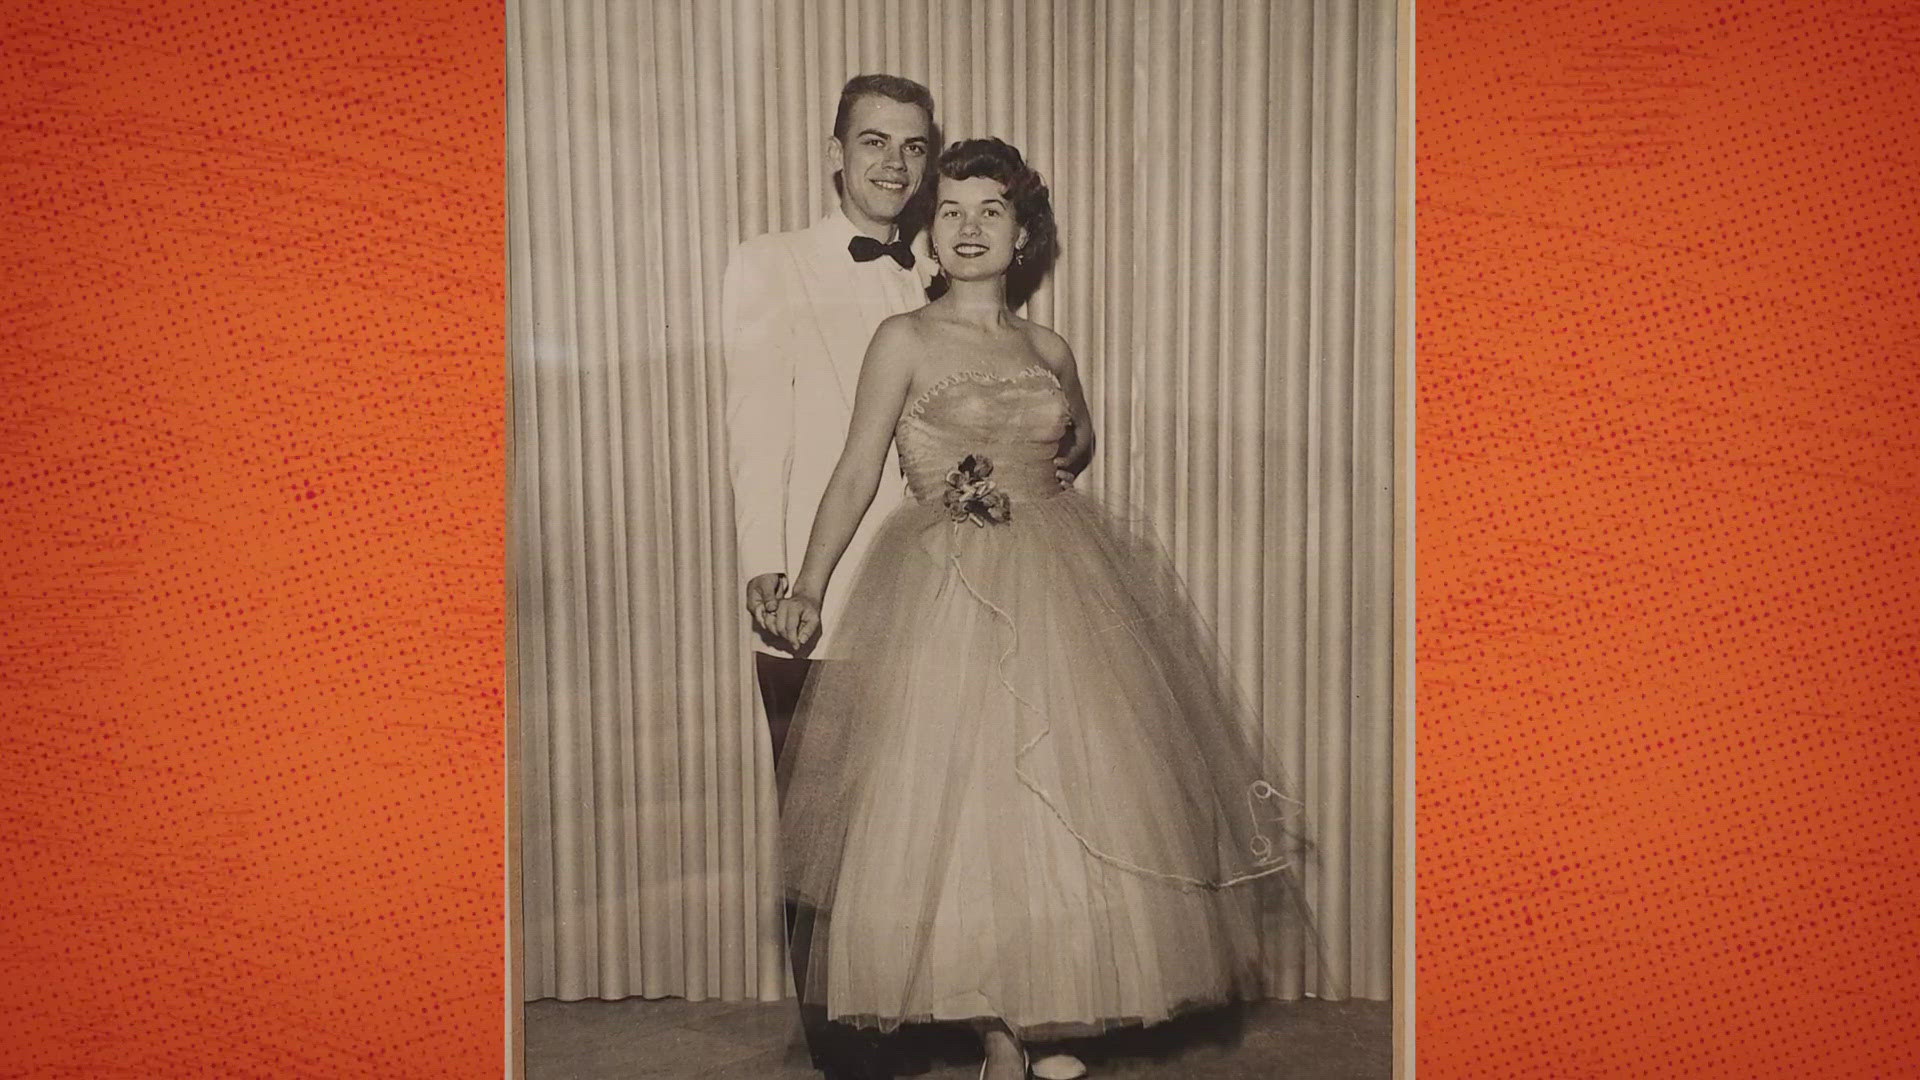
507,2,1409,1077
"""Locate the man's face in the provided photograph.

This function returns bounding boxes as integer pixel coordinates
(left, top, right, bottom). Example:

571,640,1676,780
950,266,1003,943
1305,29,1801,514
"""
828,94,931,235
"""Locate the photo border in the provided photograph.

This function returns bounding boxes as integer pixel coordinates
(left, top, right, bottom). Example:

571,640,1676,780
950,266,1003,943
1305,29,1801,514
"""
502,4,1420,1074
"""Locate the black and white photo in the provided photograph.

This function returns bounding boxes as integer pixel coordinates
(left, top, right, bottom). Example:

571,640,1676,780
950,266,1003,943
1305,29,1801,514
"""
508,3,1410,1076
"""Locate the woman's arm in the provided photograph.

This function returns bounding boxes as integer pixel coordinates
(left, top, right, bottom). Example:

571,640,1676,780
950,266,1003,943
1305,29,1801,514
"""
1038,327,1097,482
769,315,919,650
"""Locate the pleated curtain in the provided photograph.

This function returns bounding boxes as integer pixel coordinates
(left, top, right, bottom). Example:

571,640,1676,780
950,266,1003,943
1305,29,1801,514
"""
509,0,1398,1005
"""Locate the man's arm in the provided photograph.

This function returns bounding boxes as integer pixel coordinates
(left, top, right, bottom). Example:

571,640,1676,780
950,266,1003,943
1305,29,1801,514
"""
720,237,795,630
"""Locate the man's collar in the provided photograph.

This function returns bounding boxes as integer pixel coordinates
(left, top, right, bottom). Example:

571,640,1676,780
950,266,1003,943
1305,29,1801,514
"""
818,203,897,247
813,204,932,285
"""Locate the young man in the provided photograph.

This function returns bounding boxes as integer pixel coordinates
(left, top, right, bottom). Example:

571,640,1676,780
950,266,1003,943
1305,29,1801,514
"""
721,74,934,1080
722,73,1087,1080
723,73,935,759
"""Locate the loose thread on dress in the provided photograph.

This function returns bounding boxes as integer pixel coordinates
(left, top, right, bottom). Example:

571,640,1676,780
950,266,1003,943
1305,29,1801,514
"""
944,539,1296,891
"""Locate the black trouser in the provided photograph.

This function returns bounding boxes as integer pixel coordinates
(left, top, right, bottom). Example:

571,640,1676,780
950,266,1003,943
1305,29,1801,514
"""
758,654,895,1079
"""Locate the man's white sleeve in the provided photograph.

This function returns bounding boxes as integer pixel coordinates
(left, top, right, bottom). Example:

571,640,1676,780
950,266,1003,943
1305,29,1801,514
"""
719,238,793,585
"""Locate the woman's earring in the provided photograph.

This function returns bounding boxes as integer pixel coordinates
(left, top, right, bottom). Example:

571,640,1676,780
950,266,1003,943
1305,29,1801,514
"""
1013,245,1026,265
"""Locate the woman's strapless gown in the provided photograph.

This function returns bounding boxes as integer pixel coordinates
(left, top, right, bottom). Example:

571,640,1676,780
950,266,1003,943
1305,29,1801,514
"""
778,364,1309,1039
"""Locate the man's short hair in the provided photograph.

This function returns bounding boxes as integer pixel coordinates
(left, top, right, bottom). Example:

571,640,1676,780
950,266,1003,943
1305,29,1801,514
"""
832,74,935,140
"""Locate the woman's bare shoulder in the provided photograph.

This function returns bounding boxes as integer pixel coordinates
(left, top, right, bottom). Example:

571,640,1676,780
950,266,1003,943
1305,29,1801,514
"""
867,309,936,360
1013,316,1076,376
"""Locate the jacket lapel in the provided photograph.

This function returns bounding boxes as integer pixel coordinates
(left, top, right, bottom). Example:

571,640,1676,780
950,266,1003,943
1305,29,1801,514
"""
785,213,923,413
780,225,855,410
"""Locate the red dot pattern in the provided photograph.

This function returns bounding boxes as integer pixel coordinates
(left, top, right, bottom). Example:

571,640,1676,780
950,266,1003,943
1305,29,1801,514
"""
0,1,503,1075
1419,1,1920,1077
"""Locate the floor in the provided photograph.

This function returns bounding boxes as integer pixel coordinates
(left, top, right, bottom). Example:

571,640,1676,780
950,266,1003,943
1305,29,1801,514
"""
524,996,1392,1079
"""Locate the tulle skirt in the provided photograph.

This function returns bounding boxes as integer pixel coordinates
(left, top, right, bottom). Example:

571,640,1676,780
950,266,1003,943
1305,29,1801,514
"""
777,487,1312,1038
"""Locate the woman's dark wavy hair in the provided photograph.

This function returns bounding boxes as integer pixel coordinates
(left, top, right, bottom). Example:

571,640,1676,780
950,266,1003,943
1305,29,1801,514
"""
928,137,1058,311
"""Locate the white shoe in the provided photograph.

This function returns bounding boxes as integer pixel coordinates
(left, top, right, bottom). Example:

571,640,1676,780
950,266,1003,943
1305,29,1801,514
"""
1031,1053,1087,1080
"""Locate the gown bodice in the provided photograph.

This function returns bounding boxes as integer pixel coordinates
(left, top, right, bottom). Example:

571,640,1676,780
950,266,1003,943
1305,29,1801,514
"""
895,365,1071,506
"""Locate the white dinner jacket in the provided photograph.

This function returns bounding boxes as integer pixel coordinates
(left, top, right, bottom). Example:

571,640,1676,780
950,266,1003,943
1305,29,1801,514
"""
721,208,931,658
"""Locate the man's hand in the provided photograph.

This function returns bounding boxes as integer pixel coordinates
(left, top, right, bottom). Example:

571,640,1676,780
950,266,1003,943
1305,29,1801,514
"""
769,594,823,653
745,572,788,635
1053,454,1077,488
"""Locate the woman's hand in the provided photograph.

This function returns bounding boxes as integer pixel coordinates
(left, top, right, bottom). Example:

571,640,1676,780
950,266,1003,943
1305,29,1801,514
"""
769,593,823,653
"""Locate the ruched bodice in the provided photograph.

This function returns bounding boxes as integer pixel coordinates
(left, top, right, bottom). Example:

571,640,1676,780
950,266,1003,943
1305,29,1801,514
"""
895,365,1070,505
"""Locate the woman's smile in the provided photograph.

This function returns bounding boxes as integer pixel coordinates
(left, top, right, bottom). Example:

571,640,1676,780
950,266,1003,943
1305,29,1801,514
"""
933,174,1026,276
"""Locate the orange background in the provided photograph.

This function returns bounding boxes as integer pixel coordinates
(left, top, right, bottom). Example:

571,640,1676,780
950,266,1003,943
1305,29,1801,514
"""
1417,1,1919,1076
0,1,506,1075
1,1,1916,1078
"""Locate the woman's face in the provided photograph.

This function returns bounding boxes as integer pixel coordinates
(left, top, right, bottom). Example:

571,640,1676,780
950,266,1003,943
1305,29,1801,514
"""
931,174,1027,283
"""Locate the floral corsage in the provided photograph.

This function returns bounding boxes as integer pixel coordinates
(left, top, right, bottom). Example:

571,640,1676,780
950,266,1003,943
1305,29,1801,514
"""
942,454,1012,527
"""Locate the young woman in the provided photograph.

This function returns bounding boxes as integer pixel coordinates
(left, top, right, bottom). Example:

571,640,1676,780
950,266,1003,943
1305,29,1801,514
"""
770,138,1312,1080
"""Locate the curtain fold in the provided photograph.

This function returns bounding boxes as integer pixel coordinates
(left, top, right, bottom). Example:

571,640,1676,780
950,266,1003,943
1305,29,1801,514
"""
510,0,1398,1005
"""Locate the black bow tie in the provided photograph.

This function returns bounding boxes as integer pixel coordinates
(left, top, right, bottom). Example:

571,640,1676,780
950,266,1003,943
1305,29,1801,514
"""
848,234,915,270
